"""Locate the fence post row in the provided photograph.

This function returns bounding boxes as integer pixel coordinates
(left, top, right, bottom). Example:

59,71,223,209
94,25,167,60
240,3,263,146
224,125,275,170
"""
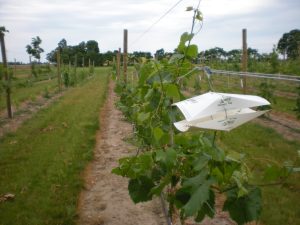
123,29,128,83
242,28,248,94
0,31,13,118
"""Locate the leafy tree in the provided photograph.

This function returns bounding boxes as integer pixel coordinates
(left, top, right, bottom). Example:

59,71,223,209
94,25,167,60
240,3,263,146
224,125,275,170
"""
58,38,67,49
86,40,100,65
26,36,44,63
202,47,226,62
277,29,300,60
247,48,260,60
227,49,242,62
46,50,56,62
57,38,71,64
132,51,152,59
101,51,115,66
155,48,165,60
75,41,86,66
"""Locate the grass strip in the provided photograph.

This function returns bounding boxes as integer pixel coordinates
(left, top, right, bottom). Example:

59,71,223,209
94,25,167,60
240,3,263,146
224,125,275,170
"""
0,68,109,225
218,122,300,225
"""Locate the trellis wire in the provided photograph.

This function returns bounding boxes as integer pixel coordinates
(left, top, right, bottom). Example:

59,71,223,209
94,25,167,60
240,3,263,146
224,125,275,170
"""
200,67,300,83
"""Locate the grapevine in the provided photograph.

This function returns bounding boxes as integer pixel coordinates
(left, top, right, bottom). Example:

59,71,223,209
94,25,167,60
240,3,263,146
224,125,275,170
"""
112,6,291,225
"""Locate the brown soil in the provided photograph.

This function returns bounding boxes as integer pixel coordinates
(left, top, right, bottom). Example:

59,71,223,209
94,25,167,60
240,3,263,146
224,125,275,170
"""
254,111,300,141
77,81,165,225
0,92,64,138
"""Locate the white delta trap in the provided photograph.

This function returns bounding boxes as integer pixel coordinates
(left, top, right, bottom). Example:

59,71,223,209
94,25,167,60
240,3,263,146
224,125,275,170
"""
173,92,270,132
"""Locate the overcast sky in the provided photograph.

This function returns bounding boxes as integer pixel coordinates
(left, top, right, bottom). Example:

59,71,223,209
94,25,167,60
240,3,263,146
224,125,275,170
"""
0,0,299,62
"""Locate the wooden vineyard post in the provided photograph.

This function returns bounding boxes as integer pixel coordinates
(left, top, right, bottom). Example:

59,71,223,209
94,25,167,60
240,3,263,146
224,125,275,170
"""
116,48,121,80
242,28,248,94
123,29,128,83
0,30,13,118
57,50,62,91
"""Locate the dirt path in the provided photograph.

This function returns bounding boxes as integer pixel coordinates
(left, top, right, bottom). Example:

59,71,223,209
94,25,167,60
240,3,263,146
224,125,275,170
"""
77,81,165,225
254,111,300,141
0,92,64,138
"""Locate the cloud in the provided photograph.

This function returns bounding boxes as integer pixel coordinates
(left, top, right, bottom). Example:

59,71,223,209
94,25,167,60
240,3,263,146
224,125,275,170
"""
0,0,299,62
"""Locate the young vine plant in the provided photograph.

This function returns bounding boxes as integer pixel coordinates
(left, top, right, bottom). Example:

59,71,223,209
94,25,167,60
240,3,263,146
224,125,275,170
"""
112,7,291,225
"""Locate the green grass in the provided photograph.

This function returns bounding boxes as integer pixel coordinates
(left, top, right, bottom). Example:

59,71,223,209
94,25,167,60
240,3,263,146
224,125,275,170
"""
0,66,97,111
186,72,299,117
1,79,59,110
272,96,297,116
0,68,109,225
218,122,300,225
187,69,300,224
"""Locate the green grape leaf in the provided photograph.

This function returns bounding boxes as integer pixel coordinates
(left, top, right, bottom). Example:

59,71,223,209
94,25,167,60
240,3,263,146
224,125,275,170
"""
128,176,155,203
180,32,194,44
137,112,150,125
182,169,208,189
111,157,135,177
193,154,211,171
155,148,177,170
186,44,198,59
211,167,224,184
165,83,180,100
177,170,214,217
168,53,184,64
144,88,154,100
138,63,156,85
174,186,191,208
112,153,153,179
195,190,215,222
226,150,245,162
182,179,214,217
153,127,164,143
150,175,171,196
196,11,203,21
152,127,170,146
177,43,186,54
223,187,262,225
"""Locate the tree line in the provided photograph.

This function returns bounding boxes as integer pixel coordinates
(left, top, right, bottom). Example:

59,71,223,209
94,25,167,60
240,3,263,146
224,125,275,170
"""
13,28,300,66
